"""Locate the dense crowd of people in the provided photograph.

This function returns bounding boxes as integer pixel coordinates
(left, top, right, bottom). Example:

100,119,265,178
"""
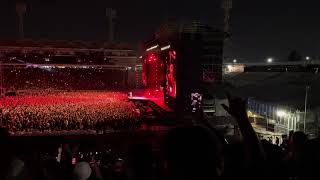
0,92,139,134
4,67,127,91
0,95,319,180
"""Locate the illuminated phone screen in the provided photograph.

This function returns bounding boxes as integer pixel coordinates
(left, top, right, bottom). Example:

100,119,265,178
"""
191,93,202,112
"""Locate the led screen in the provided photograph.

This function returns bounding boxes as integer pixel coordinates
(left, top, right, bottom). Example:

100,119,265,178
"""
166,50,177,98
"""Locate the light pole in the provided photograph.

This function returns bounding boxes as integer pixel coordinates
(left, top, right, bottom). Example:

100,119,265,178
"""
16,1,27,40
265,113,268,132
106,8,116,43
304,86,310,133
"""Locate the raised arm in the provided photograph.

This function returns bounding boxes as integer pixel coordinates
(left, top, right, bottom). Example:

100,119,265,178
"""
222,94,266,164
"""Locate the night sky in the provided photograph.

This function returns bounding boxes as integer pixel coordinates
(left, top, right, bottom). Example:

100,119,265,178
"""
0,0,319,61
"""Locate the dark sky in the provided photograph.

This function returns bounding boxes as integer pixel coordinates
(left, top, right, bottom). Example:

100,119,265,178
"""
0,0,319,61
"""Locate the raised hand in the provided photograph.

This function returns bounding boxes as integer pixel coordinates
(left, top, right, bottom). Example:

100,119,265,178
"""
222,93,266,162
221,93,248,121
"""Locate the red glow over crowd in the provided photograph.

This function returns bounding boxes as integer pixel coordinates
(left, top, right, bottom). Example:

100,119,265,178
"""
0,91,139,135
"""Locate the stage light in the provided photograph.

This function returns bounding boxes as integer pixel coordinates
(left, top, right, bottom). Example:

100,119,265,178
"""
146,45,159,52
161,45,171,51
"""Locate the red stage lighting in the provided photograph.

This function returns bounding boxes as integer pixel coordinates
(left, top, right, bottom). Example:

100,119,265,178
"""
147,54,158,63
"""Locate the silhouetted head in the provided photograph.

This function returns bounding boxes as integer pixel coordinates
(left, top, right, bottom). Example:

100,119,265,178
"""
43,159,63,180
0,127,11,146
290,131,308,153
0,127,13,157
165,126,223,180
301,138,320,179
0,128,13,178
127,143,152,180
223,141,245,178
73,162,92,180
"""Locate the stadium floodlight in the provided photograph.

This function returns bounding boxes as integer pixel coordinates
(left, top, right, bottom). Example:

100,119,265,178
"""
306,56,310,60
233,59,237,63
267,58,273,63
276,110,287,117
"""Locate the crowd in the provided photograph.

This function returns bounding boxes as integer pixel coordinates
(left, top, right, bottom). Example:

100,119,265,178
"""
0,92,139,134
4,67,127,91
0,95,319,180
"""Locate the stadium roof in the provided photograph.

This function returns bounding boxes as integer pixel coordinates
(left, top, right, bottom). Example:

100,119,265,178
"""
222,72,320,110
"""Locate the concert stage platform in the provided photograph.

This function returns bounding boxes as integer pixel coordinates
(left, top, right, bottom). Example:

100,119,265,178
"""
128,90,174,115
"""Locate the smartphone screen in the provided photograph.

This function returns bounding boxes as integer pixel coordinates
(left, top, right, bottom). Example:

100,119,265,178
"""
72,158,77,165
191,93,202,112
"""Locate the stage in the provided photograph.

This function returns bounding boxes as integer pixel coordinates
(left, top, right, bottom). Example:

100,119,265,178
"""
128,90,174,114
